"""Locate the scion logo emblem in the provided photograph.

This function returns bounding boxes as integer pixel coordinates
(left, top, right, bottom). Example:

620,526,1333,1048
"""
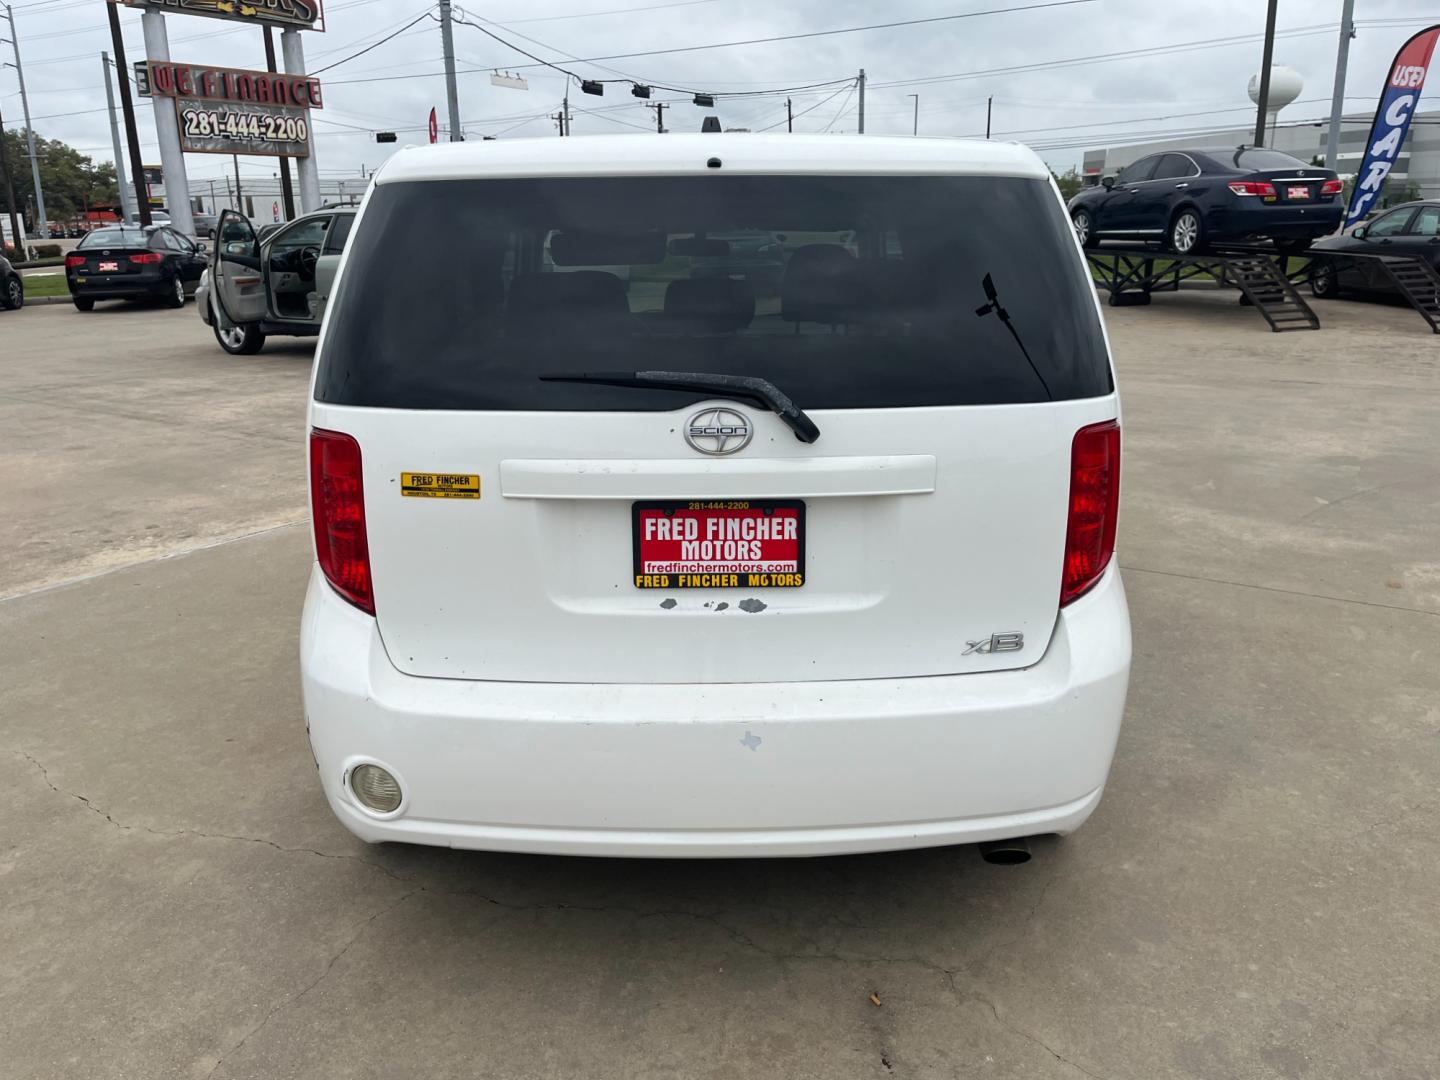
685,408,753,455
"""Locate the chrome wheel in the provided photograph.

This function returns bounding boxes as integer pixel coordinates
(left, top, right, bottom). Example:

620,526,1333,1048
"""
174,275,186,304
5,277,21,309
1072,211,1091,246
1310,262,1338,299
1172,211,1200,254
220,324,247,350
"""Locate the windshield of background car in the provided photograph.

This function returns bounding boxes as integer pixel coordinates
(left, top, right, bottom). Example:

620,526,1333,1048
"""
316,175,1112,411
79,228,144,247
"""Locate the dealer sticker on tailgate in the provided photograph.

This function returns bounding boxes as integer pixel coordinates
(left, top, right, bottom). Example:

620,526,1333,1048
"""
400,472,480,499
633,500,805,589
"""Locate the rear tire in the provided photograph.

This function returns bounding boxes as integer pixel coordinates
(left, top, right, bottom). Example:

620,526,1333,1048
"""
2,274,23,310
1071,208,1098,249
1169,208,1205,255
212,306,266,355
72,296,94,312
1309,259,1341,300
164,273,186,309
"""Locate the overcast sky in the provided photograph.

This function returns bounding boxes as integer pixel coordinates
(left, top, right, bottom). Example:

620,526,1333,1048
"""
2,0,1436,190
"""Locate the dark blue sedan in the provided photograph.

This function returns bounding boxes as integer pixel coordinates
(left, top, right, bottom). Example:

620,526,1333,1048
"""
1068,148,1345,255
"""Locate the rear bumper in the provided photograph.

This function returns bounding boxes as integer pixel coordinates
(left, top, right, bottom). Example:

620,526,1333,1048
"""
301,565,1132,857
66,270,168,299
1207,202,1344,241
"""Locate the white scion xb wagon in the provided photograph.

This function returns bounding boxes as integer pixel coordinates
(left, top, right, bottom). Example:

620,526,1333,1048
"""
297,133,1131,859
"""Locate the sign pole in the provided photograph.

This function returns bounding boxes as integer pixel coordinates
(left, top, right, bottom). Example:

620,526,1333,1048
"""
107,0,150,226
139,8,195,235
281,28,321,212
102,52,137,221
264,26,295,220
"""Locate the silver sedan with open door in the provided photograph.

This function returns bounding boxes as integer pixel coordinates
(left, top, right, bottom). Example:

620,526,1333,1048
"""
199,207,353,355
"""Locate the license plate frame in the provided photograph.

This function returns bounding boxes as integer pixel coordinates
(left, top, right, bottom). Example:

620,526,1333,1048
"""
98,260,119,272
1286,185,1311,201
632,499,806,589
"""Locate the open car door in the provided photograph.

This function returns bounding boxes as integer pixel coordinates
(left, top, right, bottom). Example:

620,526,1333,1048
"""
210,210,268,329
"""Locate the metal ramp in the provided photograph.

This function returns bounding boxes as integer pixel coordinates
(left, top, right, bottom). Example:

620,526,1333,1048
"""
1085,245,1320,333
1376,257,1440,334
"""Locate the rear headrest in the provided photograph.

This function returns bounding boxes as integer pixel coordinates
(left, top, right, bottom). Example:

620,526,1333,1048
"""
781,244,860,325
506,271,630,337
663,277,756,332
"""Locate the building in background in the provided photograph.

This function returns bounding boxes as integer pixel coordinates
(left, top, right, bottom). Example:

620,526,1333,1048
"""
1081,110,1439,204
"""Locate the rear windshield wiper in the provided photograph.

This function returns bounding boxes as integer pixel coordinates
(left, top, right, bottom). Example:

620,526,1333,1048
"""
539,370,821,443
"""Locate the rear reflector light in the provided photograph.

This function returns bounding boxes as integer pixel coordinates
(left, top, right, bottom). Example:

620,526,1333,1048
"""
129,252,163,264
1321,178,1344,196
64,254,86,268
1228,180,1277,197
1061,420,1120,607
309,428,374,615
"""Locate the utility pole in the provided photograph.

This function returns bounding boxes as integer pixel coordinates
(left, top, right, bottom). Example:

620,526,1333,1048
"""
1252,0,1279,148
908,93,919,136
647,101,668,133
106,0,149,226
986,96,993,138
553,93,570,135
263,27,295,220
1325,0,1356,171
101,52,136,221
233,155,242,215
0,98,23,254
438,0,462,141
786,97,793,132
857,69,865,134
4,3,47,236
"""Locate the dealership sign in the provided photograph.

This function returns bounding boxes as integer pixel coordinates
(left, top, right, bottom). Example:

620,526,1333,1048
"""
1346,25,1440,226
115,0,323,31
144,61,322,158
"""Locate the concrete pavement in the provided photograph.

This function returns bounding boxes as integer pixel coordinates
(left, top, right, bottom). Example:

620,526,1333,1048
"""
1,291,1438,1078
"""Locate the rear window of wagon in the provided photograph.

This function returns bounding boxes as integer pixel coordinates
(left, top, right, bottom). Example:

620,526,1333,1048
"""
315,174,1112,411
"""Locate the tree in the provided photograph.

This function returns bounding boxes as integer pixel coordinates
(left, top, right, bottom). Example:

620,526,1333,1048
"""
1,127,118,225
1052,167,1084,200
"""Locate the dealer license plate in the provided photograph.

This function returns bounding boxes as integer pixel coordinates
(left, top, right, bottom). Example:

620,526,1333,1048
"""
632,500,805,589
98,261,119,272
1286,185,1311,200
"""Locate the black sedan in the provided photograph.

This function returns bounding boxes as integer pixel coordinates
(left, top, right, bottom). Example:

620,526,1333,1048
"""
1,253,22,311
1069,148,1345,255
1308,200,1440,299
64,225,208,311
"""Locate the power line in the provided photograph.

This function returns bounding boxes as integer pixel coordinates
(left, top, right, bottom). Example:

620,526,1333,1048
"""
757,82,854,132
310,9,437,75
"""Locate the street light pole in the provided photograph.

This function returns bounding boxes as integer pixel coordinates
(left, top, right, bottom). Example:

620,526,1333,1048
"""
1325,0,1356,171
908,93,919,135
4,3,48,236
1252,0,1279,148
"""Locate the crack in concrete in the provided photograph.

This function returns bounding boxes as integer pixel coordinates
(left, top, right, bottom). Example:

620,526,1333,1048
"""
1121,564,1440,618
970,993,1112,1080
201,886,427,1080
5,748,407,882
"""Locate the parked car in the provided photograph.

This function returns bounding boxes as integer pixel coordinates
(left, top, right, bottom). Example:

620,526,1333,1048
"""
199,205,355,354
192,213,219,239
272,134,1131,859
1,252,23,311
1068,147,1345,255
1308,200,1440,298
64,224,208,311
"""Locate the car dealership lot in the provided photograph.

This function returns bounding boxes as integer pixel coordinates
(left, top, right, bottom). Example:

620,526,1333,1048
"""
2,295,1438,1078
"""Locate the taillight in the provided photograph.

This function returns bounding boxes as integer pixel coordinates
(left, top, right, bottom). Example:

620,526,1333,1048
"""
64,254,85,268
1228,180,1277,197
309,428,374,615
1061,420,1120,607
1321,178,1344,196
129,252,163,264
